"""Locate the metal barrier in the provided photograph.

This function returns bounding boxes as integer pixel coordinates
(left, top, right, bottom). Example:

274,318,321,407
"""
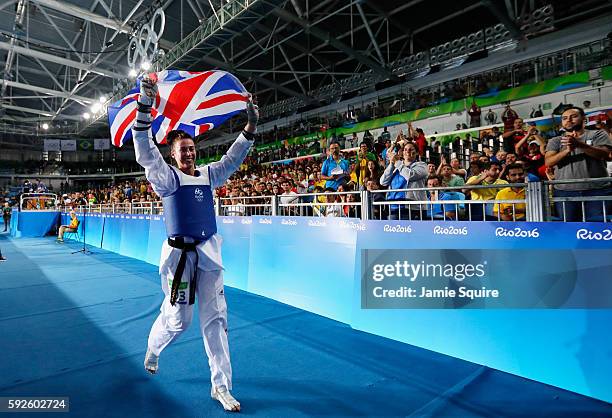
59,201,164,215
277,190,363,218
20,193,58,211
50,178,611,223
369,183,527,221
218,195,273,216
543,178,612,222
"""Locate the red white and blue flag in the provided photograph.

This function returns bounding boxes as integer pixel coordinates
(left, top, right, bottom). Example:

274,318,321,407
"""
108,70,248,147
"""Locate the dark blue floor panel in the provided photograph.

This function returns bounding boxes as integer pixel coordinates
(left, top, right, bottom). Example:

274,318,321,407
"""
0,233,610,417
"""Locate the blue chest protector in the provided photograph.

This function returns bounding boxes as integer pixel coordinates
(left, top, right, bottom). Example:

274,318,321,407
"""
162,166,217,241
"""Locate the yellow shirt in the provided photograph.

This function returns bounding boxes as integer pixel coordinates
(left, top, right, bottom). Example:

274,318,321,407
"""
69,217,79,229
468,178,508,201
493,187,526,220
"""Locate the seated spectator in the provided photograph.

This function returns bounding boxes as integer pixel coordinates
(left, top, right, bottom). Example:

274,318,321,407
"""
226,194,246,216
279,178,299,216
438,163,465,187
492,150,507,165
312,186,327,217
427,163,436,177
449,157,467,178
345,192,361,218
366,179,386,219
426,176,465,220
325,188,344,218
57,211,79,243
465,161,508,220
493,163,527,221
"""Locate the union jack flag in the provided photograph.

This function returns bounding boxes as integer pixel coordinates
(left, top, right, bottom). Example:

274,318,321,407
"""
108,70,248,147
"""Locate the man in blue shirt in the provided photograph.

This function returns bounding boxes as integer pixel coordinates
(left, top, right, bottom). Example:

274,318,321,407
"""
426,176,465,220
321,141,349,190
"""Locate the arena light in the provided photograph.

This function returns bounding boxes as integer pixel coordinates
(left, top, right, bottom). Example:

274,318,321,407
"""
141,61,151,71
129,68,138,78
99,96,107,103
42,123,49,130
83,112,91,119
91,102,102,113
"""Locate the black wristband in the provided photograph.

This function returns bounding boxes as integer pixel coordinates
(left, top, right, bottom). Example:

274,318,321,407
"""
242,130,256,141
137,102,152,113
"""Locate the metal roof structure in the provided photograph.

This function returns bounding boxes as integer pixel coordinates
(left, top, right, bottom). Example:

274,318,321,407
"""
0,0,611,144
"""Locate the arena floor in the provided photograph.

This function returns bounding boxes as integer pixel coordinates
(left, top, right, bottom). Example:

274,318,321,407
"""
1,232,610,417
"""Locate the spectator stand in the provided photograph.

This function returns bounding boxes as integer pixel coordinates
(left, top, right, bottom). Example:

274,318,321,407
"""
12,193,60,238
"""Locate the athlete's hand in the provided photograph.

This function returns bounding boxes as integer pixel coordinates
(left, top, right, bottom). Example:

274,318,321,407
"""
139,75,158,106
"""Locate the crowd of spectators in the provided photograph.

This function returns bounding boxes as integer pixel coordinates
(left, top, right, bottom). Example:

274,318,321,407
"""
3,105,611,222
0,159,143,176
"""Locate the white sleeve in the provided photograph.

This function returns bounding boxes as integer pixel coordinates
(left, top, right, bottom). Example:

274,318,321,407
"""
206,132,253,189
132,112,178,198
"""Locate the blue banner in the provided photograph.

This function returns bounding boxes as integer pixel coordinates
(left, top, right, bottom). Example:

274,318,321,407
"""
248,216,360,324
218,217,252,290
44,214,612,403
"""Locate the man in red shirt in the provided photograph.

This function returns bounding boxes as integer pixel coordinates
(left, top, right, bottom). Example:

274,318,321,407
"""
408,121,426,157
501,104,519,132
502,117,525,154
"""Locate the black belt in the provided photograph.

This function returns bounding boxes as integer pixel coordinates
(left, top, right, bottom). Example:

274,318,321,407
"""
167,237,201,305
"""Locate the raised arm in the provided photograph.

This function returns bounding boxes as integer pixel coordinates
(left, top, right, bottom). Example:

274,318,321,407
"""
207,98,258,188
379,159,396,186
132,76,178,197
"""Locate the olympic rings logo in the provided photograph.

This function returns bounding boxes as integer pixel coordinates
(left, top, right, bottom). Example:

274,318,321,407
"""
127,8,166,69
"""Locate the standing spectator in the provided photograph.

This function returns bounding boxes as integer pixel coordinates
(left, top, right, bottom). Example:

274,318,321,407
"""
524,139,546,178
381,138,393,167
512,124,544,158
380,142,428,220
544,107,612,221
355,142,377,187
501,104,519,133
502,118,526,154
485,109,497,125
2,202,11,232
468,101,482,128
530,105,544,118
380,127,391,143
408,122,426,157
321,142,350,191
493,163,527,221
362,160,381,190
